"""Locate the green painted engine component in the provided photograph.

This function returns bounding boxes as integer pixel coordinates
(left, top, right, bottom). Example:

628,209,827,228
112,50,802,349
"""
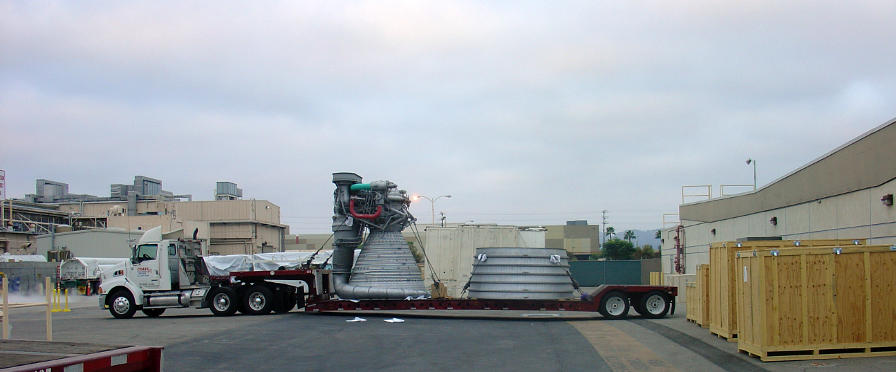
350,183,371,192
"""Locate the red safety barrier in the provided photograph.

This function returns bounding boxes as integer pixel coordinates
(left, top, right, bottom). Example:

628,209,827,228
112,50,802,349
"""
4,345,163,372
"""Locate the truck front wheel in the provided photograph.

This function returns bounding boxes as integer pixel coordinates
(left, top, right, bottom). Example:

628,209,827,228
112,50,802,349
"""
243,285,274,315
208,287,238,316
109,290,137,319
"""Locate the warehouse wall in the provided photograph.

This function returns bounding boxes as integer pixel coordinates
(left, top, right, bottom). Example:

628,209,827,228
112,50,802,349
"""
35,229,138,258
422,225,530,298
58,200,281,225
107,215,177,232
662,120,896,275
662,177,896,274
679,119,896,224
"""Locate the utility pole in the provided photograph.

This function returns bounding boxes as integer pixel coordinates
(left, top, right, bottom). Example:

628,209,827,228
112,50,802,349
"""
601,210,608,249
747,158,757,190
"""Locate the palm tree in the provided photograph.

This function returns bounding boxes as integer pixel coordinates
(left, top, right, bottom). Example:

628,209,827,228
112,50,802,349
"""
605,226,616,240
623,230,636,243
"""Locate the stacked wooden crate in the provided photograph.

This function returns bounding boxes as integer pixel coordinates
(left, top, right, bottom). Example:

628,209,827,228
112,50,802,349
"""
736,244,896,361
709,239,865,341
649,271,663,285
694,264,710,327
686,282,698,324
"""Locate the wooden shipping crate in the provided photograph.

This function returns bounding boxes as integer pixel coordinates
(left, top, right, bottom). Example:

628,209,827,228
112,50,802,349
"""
736,245,896,362
649,272,663,286
695,264,710,328
709,239,865,340
686,282,698,324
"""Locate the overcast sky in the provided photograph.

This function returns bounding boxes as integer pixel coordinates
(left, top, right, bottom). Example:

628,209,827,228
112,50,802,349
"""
1,1,894,234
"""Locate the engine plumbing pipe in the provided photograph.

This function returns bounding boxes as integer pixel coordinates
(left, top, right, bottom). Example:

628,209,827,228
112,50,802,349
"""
349,199,382,220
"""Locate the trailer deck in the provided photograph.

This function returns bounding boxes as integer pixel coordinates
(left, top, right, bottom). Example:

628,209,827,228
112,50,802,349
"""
209,269,679,319
304,284,678,318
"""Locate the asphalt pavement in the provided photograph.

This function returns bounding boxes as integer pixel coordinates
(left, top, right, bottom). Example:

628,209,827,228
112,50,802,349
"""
3,298,896,371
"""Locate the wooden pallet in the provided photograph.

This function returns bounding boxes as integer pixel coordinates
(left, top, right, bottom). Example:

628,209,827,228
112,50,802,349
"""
740,344,896,362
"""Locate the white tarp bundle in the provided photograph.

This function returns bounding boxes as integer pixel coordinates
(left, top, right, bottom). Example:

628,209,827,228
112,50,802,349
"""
60,257,129,280
203,250,341,276
0,253,48,262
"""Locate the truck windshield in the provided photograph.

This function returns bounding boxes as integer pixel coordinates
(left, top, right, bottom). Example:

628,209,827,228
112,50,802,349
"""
136,244,158,261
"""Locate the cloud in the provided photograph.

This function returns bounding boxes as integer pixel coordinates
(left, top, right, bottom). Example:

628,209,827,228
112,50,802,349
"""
2,1,894,232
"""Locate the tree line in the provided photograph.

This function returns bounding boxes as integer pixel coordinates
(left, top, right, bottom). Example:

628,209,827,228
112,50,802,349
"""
591,228,661,260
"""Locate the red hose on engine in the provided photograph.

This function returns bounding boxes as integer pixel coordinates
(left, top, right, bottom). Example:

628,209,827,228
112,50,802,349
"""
349,199,382,219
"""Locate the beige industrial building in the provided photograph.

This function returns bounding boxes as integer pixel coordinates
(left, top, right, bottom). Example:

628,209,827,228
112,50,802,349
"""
286,233,332,251
4,178,285,256
55,199,286,255
545,221,600,259
35,228,142,259
661,117,896,274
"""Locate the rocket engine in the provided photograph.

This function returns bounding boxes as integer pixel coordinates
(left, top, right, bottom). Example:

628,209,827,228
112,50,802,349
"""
330,172,428,299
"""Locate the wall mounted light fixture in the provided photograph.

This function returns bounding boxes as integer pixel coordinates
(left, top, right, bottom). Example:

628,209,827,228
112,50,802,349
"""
769,216,778,226
882,194,894,206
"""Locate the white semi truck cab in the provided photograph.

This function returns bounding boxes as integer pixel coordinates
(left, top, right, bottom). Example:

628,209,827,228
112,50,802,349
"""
99,227,212,318
99,226,307,318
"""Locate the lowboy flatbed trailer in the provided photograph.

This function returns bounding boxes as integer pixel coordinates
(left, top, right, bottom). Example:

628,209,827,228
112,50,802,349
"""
221,269,679,319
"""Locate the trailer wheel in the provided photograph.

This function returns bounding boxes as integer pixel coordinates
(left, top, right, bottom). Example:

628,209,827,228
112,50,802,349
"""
208,287,238,316
639,291,670,319
243,285,274,315
142,308,165,317
598,291,630,319
108,290,137,319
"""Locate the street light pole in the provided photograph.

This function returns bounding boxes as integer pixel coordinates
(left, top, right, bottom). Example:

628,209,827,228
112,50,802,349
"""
746,158,757,190
417,194,451,225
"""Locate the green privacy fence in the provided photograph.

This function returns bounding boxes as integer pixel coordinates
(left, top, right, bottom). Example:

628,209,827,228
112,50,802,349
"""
568,260,643,286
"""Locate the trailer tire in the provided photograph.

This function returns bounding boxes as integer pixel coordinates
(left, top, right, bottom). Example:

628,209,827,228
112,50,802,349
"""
142,308,165,317
639,291,670,319
208,287,239,316
598,291,630,319
108,290,137,319
243,284,274,315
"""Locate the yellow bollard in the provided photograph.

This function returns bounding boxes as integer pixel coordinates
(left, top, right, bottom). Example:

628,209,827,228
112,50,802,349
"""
63,289,71,312
51,289,62,313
